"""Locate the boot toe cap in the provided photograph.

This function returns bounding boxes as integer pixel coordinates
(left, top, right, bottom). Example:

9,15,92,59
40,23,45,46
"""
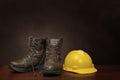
10,61,22,67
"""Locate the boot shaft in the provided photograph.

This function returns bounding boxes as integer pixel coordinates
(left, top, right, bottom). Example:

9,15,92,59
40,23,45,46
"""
46,38,63,58
29,36,46,51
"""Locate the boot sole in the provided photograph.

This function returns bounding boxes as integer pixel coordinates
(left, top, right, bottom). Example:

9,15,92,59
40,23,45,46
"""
9,63,43,72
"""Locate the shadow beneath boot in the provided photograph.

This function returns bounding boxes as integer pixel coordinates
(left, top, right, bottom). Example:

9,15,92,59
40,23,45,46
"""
43,74,61,77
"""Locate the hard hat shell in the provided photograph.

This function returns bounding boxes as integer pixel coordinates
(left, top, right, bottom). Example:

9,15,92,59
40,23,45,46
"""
63,50,97,74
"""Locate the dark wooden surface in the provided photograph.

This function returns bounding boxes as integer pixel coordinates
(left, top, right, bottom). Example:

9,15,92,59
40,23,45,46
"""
0,65,120,80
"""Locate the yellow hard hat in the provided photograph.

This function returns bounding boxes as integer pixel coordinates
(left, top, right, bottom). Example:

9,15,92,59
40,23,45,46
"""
63,50,97,74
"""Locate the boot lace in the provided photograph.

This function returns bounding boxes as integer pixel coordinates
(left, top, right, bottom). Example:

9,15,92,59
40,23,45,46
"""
27,36,42,80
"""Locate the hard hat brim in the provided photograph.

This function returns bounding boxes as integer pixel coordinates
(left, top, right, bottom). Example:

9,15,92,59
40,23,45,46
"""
63,67,97,74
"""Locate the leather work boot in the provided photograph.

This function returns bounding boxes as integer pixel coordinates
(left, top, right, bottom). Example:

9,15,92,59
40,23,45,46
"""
9,36,46,72
43,38,63,75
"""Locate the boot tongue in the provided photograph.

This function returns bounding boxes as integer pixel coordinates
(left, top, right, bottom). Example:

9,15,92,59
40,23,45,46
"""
50,39,59,46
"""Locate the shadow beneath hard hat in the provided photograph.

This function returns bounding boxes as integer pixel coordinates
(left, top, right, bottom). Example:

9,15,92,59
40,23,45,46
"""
63,71,96,80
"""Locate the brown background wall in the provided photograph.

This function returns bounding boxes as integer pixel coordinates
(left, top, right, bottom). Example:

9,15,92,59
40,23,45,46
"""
0,0,120,66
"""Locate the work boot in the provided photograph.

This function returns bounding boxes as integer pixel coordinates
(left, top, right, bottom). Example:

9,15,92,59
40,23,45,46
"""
43,38,63,75
9,36,46,72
